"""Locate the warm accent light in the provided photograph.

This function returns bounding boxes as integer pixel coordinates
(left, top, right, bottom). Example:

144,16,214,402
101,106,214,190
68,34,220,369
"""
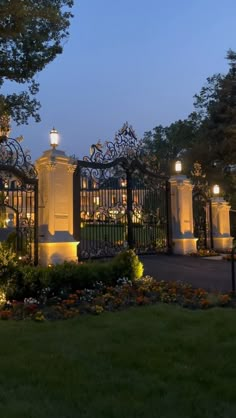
213,184,220,195
50,127,59,148
175,160,182,173
120,178,127,187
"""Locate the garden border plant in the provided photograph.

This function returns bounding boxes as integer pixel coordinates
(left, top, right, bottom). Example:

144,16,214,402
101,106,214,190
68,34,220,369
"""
0,249,143,301
1,247,236,321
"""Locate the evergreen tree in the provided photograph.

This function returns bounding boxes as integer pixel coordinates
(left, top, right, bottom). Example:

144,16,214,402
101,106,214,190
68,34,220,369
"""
193,49,236,166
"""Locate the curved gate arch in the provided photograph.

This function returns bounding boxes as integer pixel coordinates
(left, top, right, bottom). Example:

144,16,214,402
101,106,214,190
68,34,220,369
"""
0,135,38,263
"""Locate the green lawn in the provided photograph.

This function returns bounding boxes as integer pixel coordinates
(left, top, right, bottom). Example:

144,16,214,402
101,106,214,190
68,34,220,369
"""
80,224,166,244
0,304,236,418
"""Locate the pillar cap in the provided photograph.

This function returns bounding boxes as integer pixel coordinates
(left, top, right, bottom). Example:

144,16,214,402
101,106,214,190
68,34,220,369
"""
35,147,69,166
211,197,225,203
169,174,187,180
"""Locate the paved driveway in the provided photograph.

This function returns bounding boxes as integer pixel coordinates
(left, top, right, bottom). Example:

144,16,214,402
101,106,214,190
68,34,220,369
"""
140,254,234,292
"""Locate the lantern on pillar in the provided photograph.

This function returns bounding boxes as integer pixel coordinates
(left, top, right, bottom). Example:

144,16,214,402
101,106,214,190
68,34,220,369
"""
50,127,59,148
175,160,182,174
213,184,220,196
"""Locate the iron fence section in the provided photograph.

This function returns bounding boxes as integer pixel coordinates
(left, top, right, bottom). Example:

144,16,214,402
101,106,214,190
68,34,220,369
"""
74,162,170,260
0,135,38,263
230,210,236,239
193,191,213,250
73,124,171,260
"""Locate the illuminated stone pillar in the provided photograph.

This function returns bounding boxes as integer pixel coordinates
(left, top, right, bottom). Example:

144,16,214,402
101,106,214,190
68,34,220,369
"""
169,174,197,254
210,197,233,251
35,148,79,265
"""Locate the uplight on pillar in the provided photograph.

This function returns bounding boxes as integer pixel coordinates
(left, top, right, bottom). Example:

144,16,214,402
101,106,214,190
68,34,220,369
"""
50,127,59,148
175,160,182,174
36,129,79,266
213,184,220,196
209,183,233,252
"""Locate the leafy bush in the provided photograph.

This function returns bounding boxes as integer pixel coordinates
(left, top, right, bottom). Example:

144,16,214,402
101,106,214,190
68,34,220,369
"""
0,242,18,283
4,265,49,300
45,261,116,293
111,250,143,281
1,251,144,301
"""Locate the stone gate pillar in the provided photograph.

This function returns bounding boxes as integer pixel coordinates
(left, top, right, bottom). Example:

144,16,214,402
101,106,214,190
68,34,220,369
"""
169,174,197,254
35,146,79,266
210,197,233,251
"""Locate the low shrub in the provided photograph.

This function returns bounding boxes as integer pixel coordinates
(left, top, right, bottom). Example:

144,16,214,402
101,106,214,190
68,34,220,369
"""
0,250,143,301
45,261,116,294
111,249,143,281
0,242,18,281
4,265,49,300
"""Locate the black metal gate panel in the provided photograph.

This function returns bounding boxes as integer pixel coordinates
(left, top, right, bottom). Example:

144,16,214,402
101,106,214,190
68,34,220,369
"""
230,210,236,239
193,191,213,250
191,163,214,251
73,124,171,259
0,135,38,263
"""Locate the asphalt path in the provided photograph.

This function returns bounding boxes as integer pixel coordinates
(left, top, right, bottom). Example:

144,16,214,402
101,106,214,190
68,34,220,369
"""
140,254,234,292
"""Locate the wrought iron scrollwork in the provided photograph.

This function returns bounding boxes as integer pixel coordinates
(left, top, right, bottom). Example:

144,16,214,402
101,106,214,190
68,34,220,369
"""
80,122,144,185
74,123,170,259
0,136,37,181
84,122,143,164
0,134,38,263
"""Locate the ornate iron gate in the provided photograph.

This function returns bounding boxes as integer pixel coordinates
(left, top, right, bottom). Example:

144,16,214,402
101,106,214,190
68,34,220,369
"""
0,134,38,263
73,124,171,259
191,162,213,250
193,191,209,250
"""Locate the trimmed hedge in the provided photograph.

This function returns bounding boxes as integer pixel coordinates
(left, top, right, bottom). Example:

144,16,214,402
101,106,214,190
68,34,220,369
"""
0,250,143,301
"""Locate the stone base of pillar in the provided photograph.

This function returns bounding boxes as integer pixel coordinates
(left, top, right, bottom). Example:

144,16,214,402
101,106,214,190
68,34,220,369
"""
212,237,234,252
39,241,79,266
172,238,198,255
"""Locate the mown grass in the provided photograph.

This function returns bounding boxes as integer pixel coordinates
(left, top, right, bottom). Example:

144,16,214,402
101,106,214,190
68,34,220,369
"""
0,304,236,418
80,224,166,243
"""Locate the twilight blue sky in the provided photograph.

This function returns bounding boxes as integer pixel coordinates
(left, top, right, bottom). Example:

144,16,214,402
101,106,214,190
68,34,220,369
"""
9,0,236,161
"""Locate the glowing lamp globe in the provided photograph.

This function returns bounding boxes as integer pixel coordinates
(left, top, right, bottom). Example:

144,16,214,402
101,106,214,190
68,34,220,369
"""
50,127,59,148
175,160,182,173
213,184,220,195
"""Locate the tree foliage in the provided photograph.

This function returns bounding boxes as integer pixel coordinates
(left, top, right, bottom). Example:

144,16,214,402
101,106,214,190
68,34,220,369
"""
192,49,236,166
143,49,236,206
188,50,236,202
0,0,73,127
143,117,198,174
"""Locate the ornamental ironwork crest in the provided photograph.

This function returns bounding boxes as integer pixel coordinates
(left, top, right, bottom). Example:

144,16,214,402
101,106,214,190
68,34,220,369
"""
84,122,143,164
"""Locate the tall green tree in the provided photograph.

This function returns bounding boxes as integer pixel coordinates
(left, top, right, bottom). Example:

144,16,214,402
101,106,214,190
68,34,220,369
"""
143,117,198,175
192,50,236,166
188,50,236,203
143,50,236,205
0,0,73,130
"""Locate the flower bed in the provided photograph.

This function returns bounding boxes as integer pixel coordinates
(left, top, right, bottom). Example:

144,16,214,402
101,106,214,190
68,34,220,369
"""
0,276,235,321
222,254,236,261
189,249,219,257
